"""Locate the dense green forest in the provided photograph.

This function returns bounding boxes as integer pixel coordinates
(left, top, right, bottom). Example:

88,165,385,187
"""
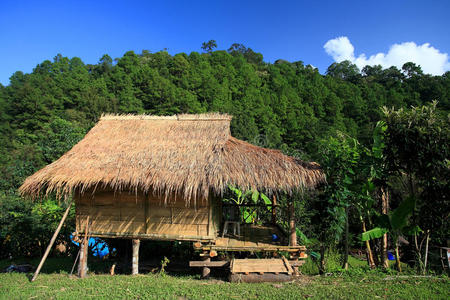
0,43,448,274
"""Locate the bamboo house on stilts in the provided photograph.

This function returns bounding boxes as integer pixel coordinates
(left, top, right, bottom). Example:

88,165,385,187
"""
20,114,324,282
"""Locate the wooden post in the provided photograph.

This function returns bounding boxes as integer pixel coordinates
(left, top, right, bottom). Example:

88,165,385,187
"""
271,194,277,225
132,239,140,275
31,201,72,282
201,251,211,278
78,216,89,278
289,200,297,246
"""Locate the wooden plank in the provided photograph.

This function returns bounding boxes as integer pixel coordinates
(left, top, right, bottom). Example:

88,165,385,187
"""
282,256,294,275
146,223,208,236
189,260,229,267
86,231,214,241
171,208,209,225
93,191,116,206
90,220,146,234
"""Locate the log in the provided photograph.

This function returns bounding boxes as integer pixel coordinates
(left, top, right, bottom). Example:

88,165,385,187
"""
229,273,292,283
201,252,211,278
132,239,140,275
189,260,229,267
31,201,72,282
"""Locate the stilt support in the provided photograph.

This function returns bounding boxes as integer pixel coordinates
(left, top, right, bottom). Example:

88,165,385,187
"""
78,216,89,278
132,239,140,275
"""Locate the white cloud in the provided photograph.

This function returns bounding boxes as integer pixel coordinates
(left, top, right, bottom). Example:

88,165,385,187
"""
324,36,450,75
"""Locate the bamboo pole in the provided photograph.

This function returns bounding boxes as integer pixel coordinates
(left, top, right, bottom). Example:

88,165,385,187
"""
423,230,430,274
31,201,72,282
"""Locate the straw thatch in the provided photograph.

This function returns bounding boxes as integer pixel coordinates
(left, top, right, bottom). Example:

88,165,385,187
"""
19,113,324,204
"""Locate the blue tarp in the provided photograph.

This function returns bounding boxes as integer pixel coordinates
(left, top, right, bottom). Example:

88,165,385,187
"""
70,235,110,258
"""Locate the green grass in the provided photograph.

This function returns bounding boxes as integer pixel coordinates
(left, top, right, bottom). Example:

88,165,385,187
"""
0,258,449,299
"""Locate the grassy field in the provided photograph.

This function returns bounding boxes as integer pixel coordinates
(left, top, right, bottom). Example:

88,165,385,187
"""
0,258,448,299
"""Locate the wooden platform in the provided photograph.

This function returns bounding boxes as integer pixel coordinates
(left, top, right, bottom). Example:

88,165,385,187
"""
196,224,306,252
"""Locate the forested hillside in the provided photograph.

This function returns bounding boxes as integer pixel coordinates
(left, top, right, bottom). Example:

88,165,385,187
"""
0,45,448,270
1,45,449,192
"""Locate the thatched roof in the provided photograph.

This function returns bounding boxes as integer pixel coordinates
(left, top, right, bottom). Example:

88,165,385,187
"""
19,113,324,203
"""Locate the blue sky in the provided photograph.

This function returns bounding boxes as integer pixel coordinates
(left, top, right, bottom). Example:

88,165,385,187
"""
0,0,449,85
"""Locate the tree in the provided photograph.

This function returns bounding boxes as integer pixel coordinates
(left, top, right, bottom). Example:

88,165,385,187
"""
201,40,217,53
317,133,361,271
382,101,449,272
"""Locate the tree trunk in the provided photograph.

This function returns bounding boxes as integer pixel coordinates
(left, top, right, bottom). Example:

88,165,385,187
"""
395,243,402,272
131,239,140,275
361,218,376,268
319,244,326,274
342,206,349,270
289,200,297,246
381,187,390,269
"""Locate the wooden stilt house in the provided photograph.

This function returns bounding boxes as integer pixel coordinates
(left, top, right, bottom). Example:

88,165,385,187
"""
20,114,324,280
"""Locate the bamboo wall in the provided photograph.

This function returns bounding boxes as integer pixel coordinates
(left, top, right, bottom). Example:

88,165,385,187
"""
75,189,219,241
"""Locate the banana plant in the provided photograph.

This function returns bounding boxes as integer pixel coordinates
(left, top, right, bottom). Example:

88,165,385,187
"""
226,185,273,224
361,195,418,271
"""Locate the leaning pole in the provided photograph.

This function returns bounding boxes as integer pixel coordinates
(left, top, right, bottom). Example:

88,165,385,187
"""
31,200,73,282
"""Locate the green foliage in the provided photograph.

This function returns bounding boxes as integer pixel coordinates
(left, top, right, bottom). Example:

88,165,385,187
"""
223,186,272,224
159,256,170,276
317,133,361,242
382,102,449,245
0,193,75,258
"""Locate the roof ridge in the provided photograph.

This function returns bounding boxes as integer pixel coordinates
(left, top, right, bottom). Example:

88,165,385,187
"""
100,113,232,121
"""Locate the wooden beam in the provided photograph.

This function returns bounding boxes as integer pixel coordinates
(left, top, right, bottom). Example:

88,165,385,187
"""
282,256,294,275
31,201,73,282
132,239,140,275
189,261,229,267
